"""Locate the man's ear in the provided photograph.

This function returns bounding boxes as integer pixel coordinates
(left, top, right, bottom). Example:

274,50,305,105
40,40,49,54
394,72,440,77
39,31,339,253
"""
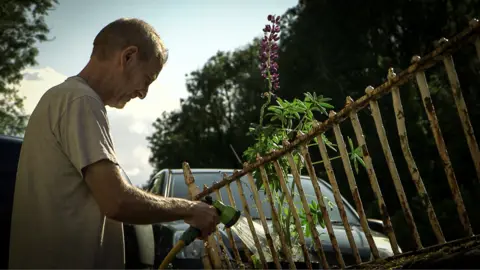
120,46,138,68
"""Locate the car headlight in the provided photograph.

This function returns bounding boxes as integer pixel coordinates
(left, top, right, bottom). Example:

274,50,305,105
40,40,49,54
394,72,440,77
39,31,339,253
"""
172,231,205,259
372,235,402,258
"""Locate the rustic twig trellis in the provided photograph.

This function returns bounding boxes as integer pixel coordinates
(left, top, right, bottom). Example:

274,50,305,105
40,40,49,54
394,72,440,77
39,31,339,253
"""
182,19,480,269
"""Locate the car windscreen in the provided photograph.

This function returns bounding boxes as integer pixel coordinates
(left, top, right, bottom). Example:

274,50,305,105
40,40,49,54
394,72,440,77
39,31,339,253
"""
170,171,360,226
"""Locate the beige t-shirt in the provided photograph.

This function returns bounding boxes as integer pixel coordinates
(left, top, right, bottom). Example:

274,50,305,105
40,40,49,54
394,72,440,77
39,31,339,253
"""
9,76,125,269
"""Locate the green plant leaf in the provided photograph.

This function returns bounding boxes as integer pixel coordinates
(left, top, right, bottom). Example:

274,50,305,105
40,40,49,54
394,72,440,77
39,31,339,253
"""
320,102,334,108
321,133,337,152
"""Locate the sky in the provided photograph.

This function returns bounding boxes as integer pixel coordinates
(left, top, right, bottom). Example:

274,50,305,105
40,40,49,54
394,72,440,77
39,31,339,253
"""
17,0,298,187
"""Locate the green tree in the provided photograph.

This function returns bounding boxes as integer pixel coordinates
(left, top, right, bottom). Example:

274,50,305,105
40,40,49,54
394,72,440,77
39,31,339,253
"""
0,0,58,136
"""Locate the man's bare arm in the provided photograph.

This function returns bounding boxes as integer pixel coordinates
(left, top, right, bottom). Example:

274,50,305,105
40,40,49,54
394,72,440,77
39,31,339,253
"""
83,159,218,232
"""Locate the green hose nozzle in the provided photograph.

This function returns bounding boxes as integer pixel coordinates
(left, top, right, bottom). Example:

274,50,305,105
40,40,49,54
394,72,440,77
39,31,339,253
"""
180,196,241,246
212,199,241,228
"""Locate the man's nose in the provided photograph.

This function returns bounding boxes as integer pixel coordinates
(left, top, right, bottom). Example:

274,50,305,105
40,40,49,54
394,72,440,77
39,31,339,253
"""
137,89,148,99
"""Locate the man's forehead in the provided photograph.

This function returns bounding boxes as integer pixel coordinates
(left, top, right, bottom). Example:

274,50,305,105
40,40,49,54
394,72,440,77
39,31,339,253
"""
146,59,162,79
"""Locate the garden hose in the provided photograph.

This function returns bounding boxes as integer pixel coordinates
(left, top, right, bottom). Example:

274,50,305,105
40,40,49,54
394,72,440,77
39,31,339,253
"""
158,240,186,269
158,196,241,269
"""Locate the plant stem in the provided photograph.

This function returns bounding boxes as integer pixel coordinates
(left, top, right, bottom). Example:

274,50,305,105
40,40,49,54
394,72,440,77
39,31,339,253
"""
259,93,272,126
294,114,308,131
284,173,296,245
312,155,342,165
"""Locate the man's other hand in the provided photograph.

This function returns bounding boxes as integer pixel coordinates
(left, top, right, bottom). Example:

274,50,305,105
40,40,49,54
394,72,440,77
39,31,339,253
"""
184,201,220,239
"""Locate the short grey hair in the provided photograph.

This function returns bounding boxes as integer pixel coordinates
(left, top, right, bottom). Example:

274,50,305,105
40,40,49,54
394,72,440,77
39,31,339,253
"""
91,18,168,66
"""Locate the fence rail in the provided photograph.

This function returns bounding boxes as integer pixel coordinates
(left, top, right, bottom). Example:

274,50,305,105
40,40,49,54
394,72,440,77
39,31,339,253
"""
181,18,480,269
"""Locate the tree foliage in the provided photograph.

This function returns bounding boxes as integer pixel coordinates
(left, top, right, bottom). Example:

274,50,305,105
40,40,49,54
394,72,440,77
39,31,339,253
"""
148,0,480,250
0,0,58,135
147,43,267,174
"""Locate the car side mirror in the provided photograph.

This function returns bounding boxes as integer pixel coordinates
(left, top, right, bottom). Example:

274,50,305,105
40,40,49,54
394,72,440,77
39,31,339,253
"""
367,218,385,234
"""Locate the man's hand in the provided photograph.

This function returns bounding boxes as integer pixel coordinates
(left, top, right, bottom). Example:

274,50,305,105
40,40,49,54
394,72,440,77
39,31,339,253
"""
184,201,220,239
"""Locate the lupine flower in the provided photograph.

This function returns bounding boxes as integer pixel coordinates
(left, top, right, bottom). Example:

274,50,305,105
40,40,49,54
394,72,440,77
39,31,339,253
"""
259,14,281,92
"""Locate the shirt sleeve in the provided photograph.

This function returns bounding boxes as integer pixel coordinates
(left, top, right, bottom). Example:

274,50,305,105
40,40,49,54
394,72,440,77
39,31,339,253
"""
56,96,118,177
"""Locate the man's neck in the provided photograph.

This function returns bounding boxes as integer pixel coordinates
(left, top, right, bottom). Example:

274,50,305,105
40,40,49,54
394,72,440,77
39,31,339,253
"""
77,60,114,105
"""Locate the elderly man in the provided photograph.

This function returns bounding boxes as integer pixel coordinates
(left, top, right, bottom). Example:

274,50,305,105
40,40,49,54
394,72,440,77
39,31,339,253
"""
9,18,219,269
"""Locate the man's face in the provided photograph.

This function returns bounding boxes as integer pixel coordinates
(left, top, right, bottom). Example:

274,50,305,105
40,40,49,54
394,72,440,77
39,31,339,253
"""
111,46,162,109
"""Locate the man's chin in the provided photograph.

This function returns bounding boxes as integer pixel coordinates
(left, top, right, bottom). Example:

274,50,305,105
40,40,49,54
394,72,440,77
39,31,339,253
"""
108,102,127,109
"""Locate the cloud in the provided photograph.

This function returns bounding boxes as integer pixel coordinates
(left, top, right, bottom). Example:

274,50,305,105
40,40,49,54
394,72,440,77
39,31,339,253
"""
107,112,156,186
18,67,68,113
22,71,42,81
105,68,185,122
129,122,149,135
16,66,183,187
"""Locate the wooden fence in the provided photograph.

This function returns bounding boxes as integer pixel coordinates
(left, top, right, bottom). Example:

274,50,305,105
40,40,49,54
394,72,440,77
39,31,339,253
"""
180,18,480,269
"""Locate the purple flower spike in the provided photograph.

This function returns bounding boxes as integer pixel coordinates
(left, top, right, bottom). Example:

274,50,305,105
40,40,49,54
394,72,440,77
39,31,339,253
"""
259,14,281,91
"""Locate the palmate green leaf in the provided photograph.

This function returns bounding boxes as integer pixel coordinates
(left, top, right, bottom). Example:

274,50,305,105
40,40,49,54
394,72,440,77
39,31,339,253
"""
307,200,327,229
302,122,313,134
310,107,324,113
304,92,334,116
251,255,261,269
299,211,311,237
265,112,275,118
285,103,305,113
279,99,294,110
304,101,313,109
318,97,333,103
304,223,311,237
355,153,366,169
346,136,366,174
317,211,326,229
267,106,283,114
295,99,308,110
320,102,334,109
321,133,337,152
317,106,328,115
268,105,283,111
304,92,315,101
347,136,358,173
309,200,318,212
353,155,359,174
276,98,286,107
348,136,355,152
306,110,313,120
327,200,336,211
272,100,307,122
267,113,286,125
354,145,366,168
